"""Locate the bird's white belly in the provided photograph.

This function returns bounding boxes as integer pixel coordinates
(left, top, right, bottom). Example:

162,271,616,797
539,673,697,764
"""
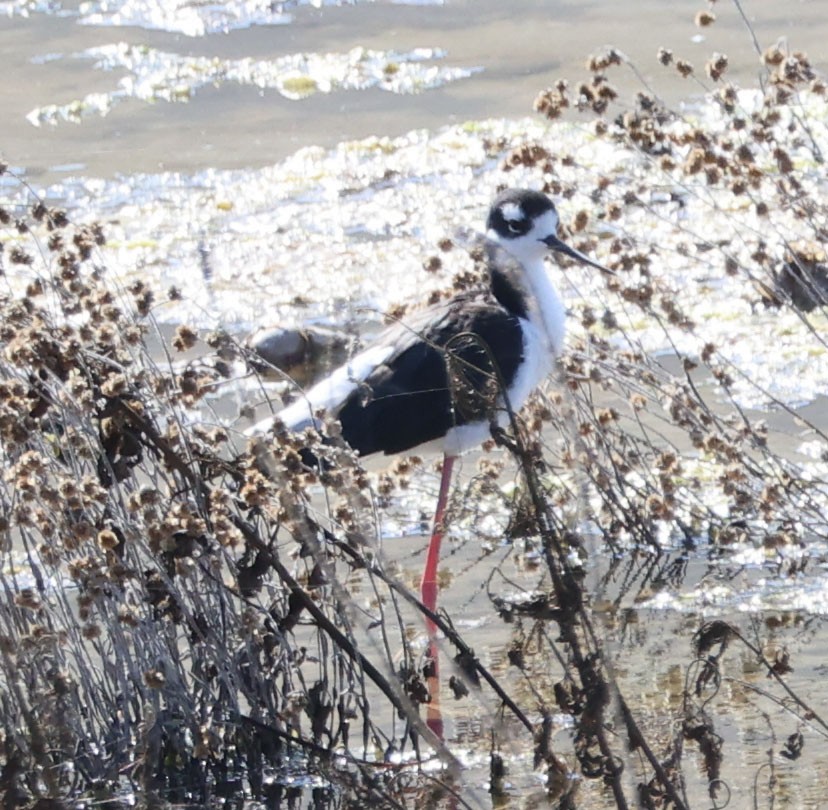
438,421,497,458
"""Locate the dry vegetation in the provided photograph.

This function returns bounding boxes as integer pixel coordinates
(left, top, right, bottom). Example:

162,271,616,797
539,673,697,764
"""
1,2,828,809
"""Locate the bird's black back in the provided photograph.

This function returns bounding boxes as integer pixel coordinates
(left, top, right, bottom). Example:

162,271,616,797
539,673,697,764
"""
337,296,524,456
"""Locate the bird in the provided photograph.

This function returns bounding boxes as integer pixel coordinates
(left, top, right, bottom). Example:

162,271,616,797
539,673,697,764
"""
247,188,612,629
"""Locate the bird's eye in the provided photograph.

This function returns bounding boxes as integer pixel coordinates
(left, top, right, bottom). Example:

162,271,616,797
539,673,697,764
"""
506,220,523,234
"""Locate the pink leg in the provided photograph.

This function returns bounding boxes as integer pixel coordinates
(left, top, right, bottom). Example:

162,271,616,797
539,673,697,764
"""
420,454,455,629
421,454,455,739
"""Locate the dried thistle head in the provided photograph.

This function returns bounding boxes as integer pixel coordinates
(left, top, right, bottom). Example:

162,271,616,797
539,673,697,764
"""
173,325,198,352
587,48,623,72
422,255,442,274
534,83,569,120
705,53,728,81
676,60,694,78
570,210,589,233
763,44,786,66
773,147,794,174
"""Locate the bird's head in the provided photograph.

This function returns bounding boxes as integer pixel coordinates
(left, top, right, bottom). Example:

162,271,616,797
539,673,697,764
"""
486,188,612,274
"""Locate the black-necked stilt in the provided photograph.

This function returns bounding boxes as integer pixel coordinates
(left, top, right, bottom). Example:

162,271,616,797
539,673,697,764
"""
248,188,611,623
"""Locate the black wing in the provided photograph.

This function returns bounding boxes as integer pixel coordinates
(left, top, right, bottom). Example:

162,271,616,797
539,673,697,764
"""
338,297,524,456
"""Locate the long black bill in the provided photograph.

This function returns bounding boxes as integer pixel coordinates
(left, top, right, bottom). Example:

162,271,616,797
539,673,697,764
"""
542,233,614,275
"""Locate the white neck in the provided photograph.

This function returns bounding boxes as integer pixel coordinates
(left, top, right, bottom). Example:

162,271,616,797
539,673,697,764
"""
522,256,566,356
487,224,567,357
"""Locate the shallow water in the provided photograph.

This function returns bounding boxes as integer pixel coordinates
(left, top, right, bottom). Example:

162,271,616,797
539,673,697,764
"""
3,1,828,408
3,1,828,807
2,0,826,181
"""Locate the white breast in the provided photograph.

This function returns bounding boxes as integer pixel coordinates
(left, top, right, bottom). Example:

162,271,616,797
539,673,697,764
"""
507,316,555,410
522,257,566,357
429,315,558,458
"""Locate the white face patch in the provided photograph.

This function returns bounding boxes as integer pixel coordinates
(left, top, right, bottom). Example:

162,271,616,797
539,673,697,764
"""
488,206,562,265
530,208,560,240
500,201,524,224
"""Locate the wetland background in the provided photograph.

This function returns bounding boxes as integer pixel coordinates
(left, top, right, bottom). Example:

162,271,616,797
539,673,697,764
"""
2,0,828,807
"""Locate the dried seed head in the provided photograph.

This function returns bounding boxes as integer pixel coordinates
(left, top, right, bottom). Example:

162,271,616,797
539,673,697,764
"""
173,325,198,352
101,373,128,398
48,209,69,229
97,529,120,551
705,166,721,185
423,255,442,274
571,210,589,232
773,147,794,174
143,669,166,689
603,202,621,222
657,47,674,66
777,52,815,84
587,48,623,72
706,52,728,81
9,247,33,266
534,84,569,120
763,45,785,66
684,148,706,174
676,60,694,78
736,144,754,164
15,589,42,611
717,83,738,112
